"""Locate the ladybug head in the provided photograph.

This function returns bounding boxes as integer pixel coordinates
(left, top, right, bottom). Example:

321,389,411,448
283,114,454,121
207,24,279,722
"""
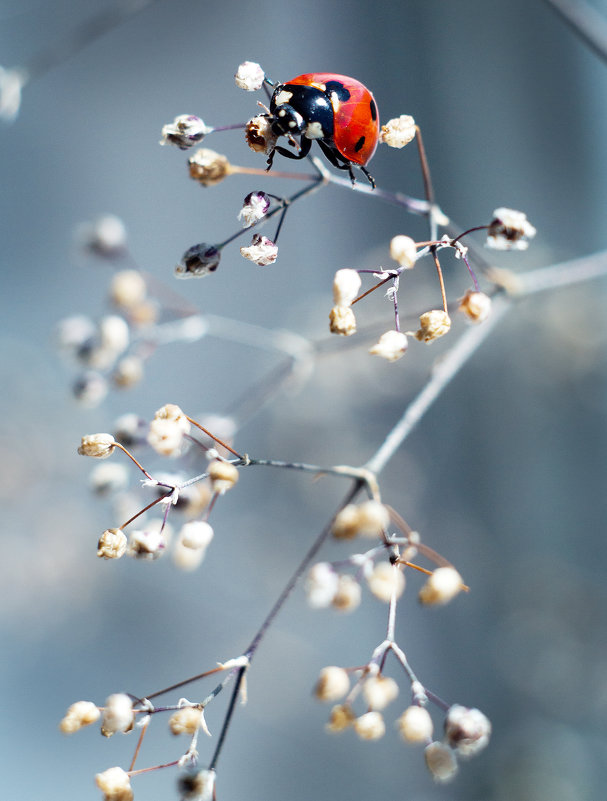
269,104,306,138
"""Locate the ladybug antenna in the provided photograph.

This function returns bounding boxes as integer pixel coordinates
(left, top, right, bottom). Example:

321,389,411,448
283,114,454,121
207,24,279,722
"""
257,100,271,116
262,77,277,102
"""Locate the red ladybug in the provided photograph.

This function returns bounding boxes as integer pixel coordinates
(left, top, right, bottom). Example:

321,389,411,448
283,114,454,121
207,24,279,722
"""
266,73,379,187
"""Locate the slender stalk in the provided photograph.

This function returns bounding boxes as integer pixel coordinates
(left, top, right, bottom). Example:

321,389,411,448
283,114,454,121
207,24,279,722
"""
120,492,172,529
431,250,448,314
206,480,364,770
24,0,160,83
186,416,242,459
364,294,511,475
244,480,365,660
543,0,607,65
208,668,246,771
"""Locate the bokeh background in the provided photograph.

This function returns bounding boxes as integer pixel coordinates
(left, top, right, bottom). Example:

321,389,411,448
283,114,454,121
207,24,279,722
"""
2,0,607,799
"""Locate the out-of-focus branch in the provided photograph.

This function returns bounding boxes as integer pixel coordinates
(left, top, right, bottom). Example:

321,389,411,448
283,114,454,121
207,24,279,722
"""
365,248,607,475
543,0,607,65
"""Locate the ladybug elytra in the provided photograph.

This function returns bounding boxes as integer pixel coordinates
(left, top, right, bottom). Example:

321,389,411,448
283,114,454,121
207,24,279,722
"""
266,73,379,188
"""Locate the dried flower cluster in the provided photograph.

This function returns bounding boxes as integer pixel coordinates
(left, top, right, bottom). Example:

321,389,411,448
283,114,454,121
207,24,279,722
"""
54,58,543,801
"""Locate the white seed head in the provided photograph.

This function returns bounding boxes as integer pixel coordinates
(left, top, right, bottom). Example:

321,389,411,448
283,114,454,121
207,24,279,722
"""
444,705,491,757
458,289,492,323
90,463,129,495
55,314,96,354
160,114,211,149
413,310,451,343
178,521,214,550
362,675,399,710
127,299,159,327
235,61,265,91
397,705,433,743
367,562,405,603
169,706,202,735
306,562,339,608
148,418,187,457
245,115,277,154
357,500,390,537
314,666,350,702
208,460,239,494
329,305,357,336
189,148,232,186
127,527,166,560
97,528,128,560
78,433,116,459
332,504,361,539
369,330,408,361
389,235,417,268
113,413,148,447
332,574,362,612
332,268,362,306
326,703,355,732
0,65,25,122
73,371,109,406
81,215,127,258
240,234,278,266
99,315,130,355
110,270,147,310
101,694,134,737
238,191,270,227
59,701,100,734
424,741,458,782
173,539,207,571
380,115,416,148
354,710,386,740
486,207,536,250
95,766,133,801
113,355,144,388
419,566,464,606
148,404,190,457
178,768,216,801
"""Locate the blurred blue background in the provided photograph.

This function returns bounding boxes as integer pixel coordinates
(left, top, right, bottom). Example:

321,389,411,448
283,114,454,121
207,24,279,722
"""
2,1,607,799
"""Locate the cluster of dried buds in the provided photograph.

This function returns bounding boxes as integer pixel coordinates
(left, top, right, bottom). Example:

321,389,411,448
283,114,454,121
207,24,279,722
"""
302,498,489,783
78,404,240,571
315,663,491,783
330,205,535,361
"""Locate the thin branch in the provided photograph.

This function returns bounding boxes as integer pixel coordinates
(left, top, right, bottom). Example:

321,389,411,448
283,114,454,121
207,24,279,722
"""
364,246,607,475
515,248,607,295
543,0,607,65
364,294,511,475
24,0,161,83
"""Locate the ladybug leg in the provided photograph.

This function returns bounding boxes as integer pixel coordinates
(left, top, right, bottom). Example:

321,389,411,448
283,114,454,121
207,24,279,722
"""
316,140,375,188
266,137,312,172
360,165,376,190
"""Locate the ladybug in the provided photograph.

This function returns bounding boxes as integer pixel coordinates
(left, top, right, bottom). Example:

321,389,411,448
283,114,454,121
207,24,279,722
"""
266,73,379,188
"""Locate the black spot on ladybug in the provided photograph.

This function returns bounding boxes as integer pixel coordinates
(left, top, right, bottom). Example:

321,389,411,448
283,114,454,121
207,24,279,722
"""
369,99,378,121
354,136,366,153
324,80,351,102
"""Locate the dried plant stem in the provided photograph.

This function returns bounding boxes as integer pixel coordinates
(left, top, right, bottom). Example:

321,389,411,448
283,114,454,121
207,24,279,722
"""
129,719,149,771
206,481,365,769
543,0,607,64
515,248,607,295
24,0,160,83
431,250,449,313
186,416,242,459
365,294,511,475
